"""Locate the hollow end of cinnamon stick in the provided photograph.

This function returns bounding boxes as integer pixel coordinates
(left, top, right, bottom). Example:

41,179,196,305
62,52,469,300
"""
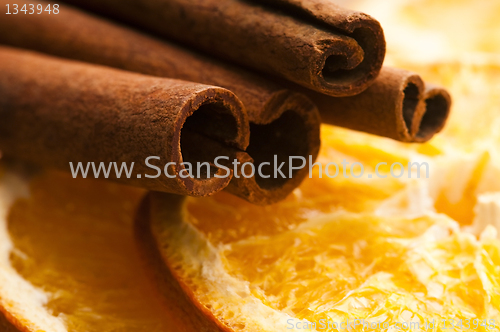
226,92,321,205
314,67,452,143
315,22,385,97
0,47,250,197
256,0,386,97
312,67,426,142
0,3,322,204
414,85,452,142
399,76,427,141
171,90,250,196
60,0,385,97
314,37,366,95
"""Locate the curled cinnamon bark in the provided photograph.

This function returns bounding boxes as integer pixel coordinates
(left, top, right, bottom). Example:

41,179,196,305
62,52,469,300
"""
61,0,385,96
0,47,249,197
0,1,320,205
415,85,452,142
310,68,451,142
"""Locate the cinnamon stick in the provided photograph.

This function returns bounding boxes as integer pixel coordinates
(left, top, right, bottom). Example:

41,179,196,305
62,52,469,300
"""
62,0,385,97
415,85,452,142
0,1,321,205
310,67,451,142
0,46,250,197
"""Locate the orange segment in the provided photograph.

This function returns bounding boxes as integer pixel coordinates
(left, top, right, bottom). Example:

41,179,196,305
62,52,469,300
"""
224,215,499,325
149,187,500,332
320,126,412,168
187,175,403,244
434,151,491,225
4,170,180,332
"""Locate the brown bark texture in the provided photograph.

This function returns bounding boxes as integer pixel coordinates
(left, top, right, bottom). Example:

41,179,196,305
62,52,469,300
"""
0,46,250,197
0,1,321,205
60,0,386,96
313,67,451,142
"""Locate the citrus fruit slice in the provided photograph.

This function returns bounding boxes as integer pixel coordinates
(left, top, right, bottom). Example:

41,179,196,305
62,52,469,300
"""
137,188,500,332
0,166,185,332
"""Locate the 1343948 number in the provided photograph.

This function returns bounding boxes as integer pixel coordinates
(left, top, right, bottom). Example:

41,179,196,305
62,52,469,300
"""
441,319,496,330
5,3,59,14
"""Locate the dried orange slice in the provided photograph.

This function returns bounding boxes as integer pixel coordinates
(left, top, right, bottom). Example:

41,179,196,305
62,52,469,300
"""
0,167,182,332
138,188,500,332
